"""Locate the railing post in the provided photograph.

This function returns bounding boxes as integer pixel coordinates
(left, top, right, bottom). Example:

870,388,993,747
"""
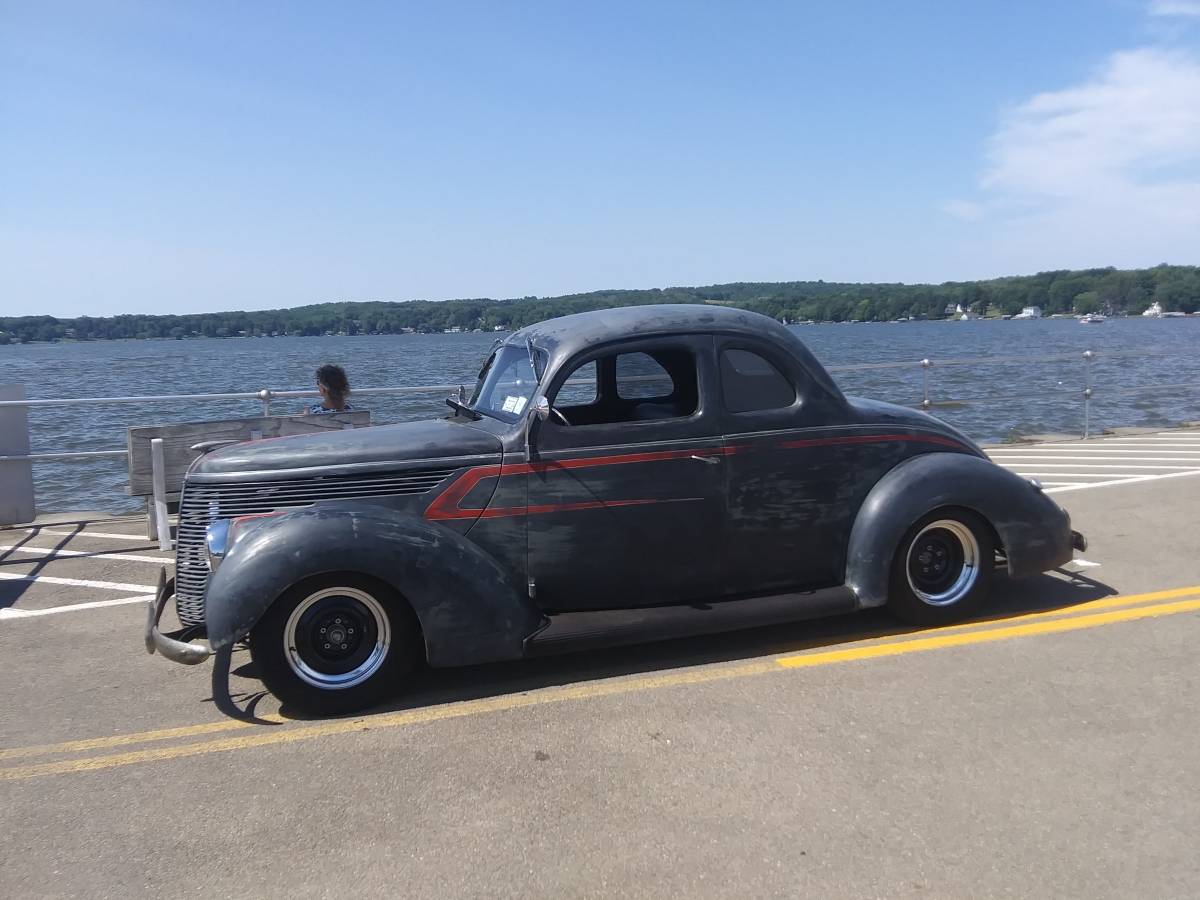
920,359,932,409
0,385,36,525
258,388,273,416
150,437,173,551
1082,350,1094,440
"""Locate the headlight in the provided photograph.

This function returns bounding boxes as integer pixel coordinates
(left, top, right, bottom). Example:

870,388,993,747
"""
205,519,231,571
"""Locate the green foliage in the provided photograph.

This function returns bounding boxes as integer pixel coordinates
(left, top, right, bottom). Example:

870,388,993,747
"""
2,264,1198,343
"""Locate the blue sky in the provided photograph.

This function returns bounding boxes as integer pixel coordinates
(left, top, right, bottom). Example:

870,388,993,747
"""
3,0,1199,317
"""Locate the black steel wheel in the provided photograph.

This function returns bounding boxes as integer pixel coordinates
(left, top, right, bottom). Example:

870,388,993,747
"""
250,574,420,715
887,509,995,626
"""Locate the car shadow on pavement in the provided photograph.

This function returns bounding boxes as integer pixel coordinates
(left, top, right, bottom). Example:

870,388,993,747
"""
215,568,1116,722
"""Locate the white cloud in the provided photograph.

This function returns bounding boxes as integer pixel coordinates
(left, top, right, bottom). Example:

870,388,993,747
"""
963,47,1200,269
985,48,1200,196
1148,1,1200,18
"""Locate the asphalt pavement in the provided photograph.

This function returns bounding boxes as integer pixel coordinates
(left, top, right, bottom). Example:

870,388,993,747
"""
2,431,1200,899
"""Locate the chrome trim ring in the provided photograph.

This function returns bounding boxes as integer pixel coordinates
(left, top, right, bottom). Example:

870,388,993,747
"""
905,519,980,607
284,587,391,690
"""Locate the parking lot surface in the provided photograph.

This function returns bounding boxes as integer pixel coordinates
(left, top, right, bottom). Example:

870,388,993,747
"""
2,430,1200,898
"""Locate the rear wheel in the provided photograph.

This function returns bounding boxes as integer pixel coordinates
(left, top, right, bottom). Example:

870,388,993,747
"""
887,510,994,626
250,575,419,715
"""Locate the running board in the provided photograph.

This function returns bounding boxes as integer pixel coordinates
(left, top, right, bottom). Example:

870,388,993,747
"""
524,586,858,657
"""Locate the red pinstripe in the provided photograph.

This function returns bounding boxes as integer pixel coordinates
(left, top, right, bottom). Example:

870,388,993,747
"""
423,433,969,521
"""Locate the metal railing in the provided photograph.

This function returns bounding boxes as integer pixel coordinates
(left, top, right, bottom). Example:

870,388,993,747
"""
824,348,1200,439
1,348,1198,525
0,385,463,464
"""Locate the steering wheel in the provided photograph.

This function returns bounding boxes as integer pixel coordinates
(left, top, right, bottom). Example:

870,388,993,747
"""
550,406,571,426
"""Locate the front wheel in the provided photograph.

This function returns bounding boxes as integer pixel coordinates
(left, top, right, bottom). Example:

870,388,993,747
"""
250,575,419,715
887,510,995,626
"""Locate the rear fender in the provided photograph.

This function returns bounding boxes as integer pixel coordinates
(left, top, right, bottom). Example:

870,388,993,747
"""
204,505,541,667
845,453,1073,607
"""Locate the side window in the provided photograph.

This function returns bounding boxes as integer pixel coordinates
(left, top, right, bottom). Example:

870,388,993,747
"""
720,348,795,413
616,352,676,400
549,347,699,426
556,361,598,407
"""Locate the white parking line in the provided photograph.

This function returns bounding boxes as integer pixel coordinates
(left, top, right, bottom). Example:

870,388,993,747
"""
1014,476,1137,483
0,545,168,564
989,434,1200,492
1043,468,1200,494
0,572,158,592
988,448,1200,453
990,459,1200,467
0,594,154,620
22,528,158,542
996,464,1198,471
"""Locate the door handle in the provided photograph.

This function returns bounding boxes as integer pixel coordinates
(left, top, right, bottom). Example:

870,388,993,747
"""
689,454,722,465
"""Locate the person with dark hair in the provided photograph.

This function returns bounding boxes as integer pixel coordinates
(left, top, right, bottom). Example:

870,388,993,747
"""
307,364,354,414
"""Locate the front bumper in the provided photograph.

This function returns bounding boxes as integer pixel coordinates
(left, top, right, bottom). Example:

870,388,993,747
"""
144,567,212,665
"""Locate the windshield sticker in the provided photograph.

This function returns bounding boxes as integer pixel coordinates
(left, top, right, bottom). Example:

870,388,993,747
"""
502,395,527,414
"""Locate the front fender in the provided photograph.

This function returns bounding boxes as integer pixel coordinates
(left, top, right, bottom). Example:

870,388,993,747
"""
845,453,1073,607
204,505,541,667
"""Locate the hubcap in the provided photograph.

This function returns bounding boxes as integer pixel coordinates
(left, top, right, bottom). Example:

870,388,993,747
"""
906,519,979,606
284,587,391,690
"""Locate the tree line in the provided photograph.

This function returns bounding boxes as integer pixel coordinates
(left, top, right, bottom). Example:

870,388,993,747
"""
2,264,1197,344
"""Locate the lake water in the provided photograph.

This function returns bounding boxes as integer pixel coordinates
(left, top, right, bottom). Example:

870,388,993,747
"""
3,316,1198,513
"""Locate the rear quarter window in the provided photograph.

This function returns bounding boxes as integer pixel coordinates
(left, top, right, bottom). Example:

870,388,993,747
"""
720,348,795,413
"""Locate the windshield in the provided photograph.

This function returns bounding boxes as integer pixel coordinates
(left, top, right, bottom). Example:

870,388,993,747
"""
468,344,543,422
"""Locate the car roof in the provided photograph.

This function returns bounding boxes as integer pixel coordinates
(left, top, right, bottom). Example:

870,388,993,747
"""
508,303,845,401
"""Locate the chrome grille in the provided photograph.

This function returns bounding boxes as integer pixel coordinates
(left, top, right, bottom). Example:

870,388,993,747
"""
174,468,455,626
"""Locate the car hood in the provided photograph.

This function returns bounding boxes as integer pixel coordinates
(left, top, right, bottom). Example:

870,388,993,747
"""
846,396,984,456
191,417,504,477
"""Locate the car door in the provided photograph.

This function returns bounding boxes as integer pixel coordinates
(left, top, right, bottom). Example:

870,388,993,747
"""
717,338,850,595
525,336,726,611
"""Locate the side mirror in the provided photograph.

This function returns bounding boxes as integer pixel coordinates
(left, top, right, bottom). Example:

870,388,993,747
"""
533,396,551,422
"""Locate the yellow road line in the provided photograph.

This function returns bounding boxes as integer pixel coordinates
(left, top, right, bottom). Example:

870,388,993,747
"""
881,584,1200,638
2,583,1199,764
0,716,285,762
0,661,778,781
736,587,1200,665
3,595,1200,781
777,597,1200,668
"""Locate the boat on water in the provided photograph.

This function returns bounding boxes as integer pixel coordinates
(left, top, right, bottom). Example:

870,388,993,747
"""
1079,313,1106,324
1144,301,1188,318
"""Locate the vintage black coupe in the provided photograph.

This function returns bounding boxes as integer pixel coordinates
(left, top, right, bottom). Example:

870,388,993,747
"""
146,305,1084,714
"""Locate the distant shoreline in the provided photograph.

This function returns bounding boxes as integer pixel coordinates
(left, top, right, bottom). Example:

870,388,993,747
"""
3,312,1197,348
2,264,1197,344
